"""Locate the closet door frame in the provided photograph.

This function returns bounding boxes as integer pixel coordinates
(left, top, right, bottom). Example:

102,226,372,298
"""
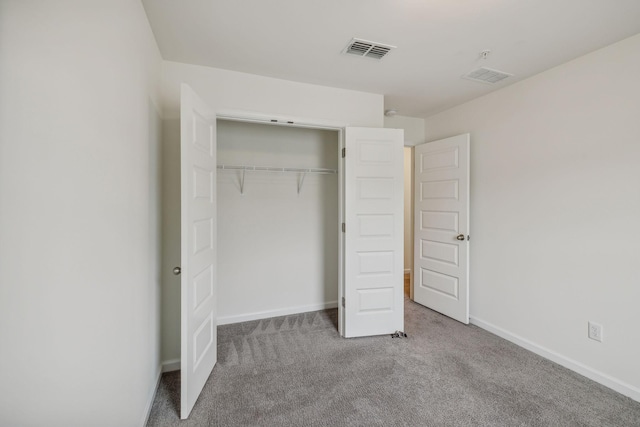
215,111,348,337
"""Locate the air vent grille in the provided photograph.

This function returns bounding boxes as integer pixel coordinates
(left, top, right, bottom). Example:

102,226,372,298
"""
343,38,395,60
462,67,512,84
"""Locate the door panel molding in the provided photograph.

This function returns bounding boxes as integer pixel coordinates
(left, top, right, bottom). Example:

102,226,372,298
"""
413,134,470,324
180,84,218,419
344,127,404,337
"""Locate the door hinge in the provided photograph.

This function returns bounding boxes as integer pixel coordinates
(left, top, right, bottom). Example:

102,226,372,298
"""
342,297,345,307
342,148,346,158
342,222,345,233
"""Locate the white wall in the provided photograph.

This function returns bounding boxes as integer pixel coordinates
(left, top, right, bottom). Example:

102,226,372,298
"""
159,62,383,364
162,61,384,126
423,33,640,401
0,2,163,426
160,118,182,369
384,115,425,146
217,121,339,324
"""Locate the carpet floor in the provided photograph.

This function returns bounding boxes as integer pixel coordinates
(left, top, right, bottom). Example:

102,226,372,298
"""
147,299,640,426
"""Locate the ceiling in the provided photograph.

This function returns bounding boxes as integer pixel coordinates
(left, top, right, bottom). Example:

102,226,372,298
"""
142,0,640,118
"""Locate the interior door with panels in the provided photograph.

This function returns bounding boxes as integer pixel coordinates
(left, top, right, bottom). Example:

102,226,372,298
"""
180,84,217,419
344,127,404,338
413,134,470,324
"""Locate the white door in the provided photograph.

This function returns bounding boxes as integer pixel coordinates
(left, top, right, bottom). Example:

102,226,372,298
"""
343,127,404,338
180,84,217,419
413,134,470,324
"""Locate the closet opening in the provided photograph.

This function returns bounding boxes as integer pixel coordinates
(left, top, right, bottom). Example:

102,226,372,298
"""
215,118,342,332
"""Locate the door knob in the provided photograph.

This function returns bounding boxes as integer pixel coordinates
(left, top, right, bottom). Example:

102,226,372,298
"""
456,234,465,241
173,266,181,275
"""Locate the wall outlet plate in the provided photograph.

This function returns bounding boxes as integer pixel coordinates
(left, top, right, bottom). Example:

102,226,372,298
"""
588,321,603,342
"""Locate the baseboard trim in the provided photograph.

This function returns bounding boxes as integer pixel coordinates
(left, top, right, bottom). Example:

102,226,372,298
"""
470,316,640,403
141,368,162,427
161,358,180,373
217,301,338,326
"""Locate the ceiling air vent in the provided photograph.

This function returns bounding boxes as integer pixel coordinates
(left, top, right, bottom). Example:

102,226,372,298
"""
343,38,395,60
462,67,512,84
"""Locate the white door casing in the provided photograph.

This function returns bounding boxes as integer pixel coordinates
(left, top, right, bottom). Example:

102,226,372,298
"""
344,127,404,338
180,84,217,419
413,134,470,324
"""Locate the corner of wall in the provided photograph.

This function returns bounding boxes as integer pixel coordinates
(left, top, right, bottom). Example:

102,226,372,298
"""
383,115,426,146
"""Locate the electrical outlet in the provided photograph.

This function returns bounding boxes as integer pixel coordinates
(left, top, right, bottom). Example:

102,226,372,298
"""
588,321,603,342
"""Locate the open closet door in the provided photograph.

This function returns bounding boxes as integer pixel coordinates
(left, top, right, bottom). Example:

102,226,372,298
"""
413,134,470,324
343,127,404,338
180,84,217,419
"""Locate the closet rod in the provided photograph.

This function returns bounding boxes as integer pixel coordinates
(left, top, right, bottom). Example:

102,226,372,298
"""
217,165,337,174
216,164,337,195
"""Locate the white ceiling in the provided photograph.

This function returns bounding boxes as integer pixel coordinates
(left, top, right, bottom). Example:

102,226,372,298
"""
142,0,640,118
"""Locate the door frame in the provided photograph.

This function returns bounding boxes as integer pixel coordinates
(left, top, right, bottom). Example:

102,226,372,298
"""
406,146,415,302
214,110,348,336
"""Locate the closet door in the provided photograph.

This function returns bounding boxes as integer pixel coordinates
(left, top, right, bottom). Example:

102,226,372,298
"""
180,84,217,419
344,127,404,338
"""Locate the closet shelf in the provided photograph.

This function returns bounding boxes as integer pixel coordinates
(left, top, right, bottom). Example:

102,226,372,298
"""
217,165,336,174
217,164,337,195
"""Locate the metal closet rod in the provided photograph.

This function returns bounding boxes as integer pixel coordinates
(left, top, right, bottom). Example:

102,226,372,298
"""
216,164,337,195
216,165,337,174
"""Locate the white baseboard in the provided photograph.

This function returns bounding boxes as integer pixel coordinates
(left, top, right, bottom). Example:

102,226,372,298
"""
141,368,162,427
217,301,338,326
161,358,180,373
470,316,640,403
